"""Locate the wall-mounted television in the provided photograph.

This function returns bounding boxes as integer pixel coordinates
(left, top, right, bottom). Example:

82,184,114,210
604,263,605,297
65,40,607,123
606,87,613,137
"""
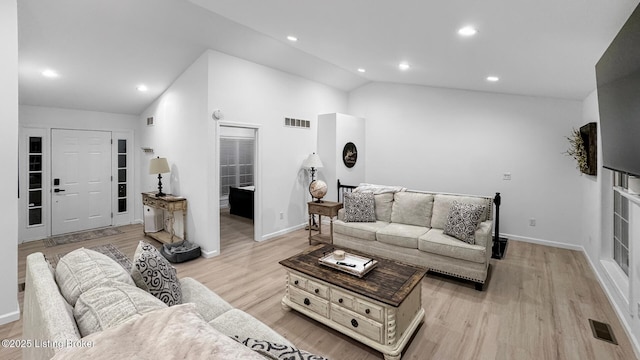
596,3,640,177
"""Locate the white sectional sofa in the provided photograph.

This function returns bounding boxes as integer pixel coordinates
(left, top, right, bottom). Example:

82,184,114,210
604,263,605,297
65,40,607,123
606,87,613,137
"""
333,187,494,290
22,248,304,359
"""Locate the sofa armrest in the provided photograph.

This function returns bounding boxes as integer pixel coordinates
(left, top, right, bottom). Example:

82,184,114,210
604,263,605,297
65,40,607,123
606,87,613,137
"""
180,277,234,322
23,253,81,360
474,220,493,258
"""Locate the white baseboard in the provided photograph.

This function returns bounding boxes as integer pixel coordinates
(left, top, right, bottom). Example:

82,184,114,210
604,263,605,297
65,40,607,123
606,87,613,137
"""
261,223,306,242
0,303,20,326
501,233,583,251
581,247,640,359
200,248,220,258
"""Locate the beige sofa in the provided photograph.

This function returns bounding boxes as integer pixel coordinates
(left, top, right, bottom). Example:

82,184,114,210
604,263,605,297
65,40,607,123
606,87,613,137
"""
22,250,296,360
333,189,494,290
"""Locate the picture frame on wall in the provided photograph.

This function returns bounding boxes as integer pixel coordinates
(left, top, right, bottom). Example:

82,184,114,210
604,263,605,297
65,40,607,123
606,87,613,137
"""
343,142,357,168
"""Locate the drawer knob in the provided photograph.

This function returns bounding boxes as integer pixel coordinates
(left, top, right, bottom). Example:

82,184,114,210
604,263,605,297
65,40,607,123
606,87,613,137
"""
294,280,299,285
314,288,319,294
365,309,370,314
304,298,310,306
351,319,359,328
338,298,343,304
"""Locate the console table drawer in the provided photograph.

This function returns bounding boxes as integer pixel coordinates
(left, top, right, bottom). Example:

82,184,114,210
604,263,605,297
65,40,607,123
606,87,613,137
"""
331,305,383,343
289,287,329,318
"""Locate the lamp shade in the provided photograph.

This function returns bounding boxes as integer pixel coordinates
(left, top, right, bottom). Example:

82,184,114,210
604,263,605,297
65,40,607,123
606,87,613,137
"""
149,157,170,174
303,153,323,169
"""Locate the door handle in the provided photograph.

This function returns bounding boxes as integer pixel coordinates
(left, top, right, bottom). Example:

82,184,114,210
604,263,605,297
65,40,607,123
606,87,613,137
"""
54,188,66,193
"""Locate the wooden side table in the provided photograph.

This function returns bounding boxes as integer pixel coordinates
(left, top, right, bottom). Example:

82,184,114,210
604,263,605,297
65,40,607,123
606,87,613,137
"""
142,192,187,244
307,201,343,244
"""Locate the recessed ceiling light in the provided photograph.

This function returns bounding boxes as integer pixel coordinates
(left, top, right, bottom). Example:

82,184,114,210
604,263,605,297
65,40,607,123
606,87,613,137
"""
42,69,59,78
357,68,366,73
458,26,478,37
398,63,410,71
287,35,298,42
137,84,148,92
486,76,499,82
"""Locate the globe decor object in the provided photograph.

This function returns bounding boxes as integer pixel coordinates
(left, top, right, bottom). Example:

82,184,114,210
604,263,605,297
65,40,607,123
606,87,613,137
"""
309,180,328,202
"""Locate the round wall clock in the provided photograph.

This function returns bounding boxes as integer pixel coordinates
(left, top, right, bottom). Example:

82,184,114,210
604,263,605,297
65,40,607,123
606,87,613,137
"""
342,142,358,168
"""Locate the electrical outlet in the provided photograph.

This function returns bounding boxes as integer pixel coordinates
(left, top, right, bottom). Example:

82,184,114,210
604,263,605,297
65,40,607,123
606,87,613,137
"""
637,302,640,317
529,218,536,226
279,212,284,220
503,173,512,180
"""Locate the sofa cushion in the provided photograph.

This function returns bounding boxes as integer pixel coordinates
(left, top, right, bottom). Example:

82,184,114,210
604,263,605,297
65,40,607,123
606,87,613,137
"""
54,304,265,360
390,192,434,227
344,192,376,222
376,223,428,249
73,281,167,337
334,220,389,241
419,229,486,264
55,248,135,306
443,201,486,244
180,277,234,322
431,194,490,229
209,309,293,347
374,193,394,222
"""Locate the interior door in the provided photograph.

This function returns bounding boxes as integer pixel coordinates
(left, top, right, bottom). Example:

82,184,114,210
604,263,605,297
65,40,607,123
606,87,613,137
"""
51,129,112,235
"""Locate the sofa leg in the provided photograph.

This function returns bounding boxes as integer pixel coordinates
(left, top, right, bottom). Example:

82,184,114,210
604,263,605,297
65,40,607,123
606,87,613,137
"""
474,282,484,291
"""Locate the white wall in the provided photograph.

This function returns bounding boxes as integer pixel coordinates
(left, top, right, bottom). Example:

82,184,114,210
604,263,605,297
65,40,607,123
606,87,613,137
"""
317,113,366,202
138,49,347,257
138,52,209,252
580,90,640,355
348,82,584,246
0,0,20,325
20,105,138,130
206,50,348,243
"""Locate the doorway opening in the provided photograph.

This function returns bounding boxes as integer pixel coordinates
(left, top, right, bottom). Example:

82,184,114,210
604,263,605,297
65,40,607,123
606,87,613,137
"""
219,125,257,250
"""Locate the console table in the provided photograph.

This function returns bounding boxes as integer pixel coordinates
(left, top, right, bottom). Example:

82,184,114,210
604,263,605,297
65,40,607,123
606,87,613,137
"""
141,192,187,244
307,201,343,244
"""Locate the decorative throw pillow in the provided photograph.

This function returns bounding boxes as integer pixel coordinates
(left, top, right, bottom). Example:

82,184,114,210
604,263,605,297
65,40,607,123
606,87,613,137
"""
131,241,182,306
443,201,486,244
233,337,329,360
344,192,376,222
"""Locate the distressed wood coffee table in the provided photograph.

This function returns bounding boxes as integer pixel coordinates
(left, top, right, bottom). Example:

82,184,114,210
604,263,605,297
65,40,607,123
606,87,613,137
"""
279,244,427,360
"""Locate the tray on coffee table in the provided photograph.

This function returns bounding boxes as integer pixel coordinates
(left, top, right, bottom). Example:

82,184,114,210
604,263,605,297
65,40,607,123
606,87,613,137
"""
318,251,378,278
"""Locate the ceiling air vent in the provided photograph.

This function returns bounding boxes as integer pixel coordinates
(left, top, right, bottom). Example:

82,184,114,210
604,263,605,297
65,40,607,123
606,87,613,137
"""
284,117,310,129
146,117,154,126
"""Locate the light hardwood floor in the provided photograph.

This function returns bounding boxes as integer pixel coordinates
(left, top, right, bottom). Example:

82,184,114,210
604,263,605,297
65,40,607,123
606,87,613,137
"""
1,219,637,360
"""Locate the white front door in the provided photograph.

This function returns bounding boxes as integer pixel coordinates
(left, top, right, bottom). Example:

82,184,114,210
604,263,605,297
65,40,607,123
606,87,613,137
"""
51,129,112,235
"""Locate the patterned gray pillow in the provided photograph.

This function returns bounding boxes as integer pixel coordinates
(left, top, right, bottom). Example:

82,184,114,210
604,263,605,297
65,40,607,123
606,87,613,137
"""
233,337,328,360
344,192,376,222
443,201,486,244
131,241,182,306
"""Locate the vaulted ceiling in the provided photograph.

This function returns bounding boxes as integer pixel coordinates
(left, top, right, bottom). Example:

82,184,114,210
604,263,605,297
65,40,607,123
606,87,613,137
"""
18,0,640,115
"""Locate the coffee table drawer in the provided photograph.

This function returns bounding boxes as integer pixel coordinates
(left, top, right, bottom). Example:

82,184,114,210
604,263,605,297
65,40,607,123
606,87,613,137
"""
289,273,308,291
289,287,329,318
355,299,384,322
331,289,356,310
307,279,329,299
331,305,383,343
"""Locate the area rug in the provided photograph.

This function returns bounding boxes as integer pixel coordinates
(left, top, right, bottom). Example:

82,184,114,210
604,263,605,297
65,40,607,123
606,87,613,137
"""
50,243,132,271
44,227,124,247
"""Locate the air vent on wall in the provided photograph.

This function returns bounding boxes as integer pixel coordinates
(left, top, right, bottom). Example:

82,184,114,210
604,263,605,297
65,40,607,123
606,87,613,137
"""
147,117,154,126
284,117,310,129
